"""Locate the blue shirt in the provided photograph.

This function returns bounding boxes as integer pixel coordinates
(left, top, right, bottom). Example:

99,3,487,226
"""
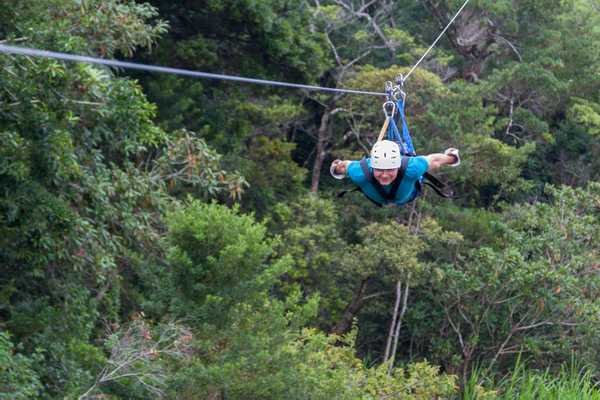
347,156,429,206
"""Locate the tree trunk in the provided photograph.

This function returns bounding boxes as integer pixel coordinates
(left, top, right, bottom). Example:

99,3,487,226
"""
310,108,331,193
388,283,409,375
461,348,474,390
331,278,369,335
384,281,403,363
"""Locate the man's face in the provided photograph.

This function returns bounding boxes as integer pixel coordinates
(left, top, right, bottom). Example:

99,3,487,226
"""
373,168,398,185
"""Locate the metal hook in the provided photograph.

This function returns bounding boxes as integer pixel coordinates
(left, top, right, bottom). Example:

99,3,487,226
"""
385,81,394,92
396,74,405,87
392,87,406,102
384,81,394,100
383,100,396,118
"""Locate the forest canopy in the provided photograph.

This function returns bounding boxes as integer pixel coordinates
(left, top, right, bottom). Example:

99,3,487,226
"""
2,0,600,399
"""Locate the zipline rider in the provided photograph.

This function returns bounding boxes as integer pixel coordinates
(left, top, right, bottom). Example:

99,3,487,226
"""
330,140,460,207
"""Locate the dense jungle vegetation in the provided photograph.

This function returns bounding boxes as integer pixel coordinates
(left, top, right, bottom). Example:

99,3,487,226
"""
2,0,600,398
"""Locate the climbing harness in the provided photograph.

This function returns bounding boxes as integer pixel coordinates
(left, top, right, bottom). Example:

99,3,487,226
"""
360,156,408,202
380,77,454,201
338,77,453,206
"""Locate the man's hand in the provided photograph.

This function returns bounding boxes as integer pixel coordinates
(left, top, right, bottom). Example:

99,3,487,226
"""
330,159,349,180
425,148,460,172
444,148,460,167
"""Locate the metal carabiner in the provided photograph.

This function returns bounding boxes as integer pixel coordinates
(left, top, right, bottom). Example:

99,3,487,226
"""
393,74,407,101
383,100,396,118
392,87,406,102
385,81,394,93
384,81,394,101
396,74,405,88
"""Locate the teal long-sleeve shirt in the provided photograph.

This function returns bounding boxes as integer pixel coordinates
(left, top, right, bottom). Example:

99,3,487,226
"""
347,156,429,206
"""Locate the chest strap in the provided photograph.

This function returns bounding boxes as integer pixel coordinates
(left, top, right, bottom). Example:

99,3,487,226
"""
359,157,408,202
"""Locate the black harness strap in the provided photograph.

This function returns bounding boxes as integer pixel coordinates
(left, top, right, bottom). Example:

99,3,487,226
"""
423,172,454,198
359,157,408,203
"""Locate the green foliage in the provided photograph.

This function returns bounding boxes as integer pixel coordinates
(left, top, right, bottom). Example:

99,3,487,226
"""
458,135,536,204
163,199,457,399
465,359,600,400
165,0,328,79
346,221,426,283
150,129,248,201
481,62,564,141
238,136,307,216
433,205,504,249
170,307,457,400
0,1,176,397
567,98,600,137
0,332,42,399
271,195,347,323
0,131,30,181
166,200,290,325
4,0,600,397
423,184,600,378
5,0,167,56
137,0,328,150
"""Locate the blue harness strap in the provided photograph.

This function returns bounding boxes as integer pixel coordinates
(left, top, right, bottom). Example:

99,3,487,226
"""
397,98,416,155
387,97,415,156
386,96,453,200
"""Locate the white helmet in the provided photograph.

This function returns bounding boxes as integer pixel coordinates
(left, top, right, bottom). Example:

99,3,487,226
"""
371,140,401,169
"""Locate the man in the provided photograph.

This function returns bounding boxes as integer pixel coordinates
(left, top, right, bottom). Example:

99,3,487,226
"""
330,140,460,206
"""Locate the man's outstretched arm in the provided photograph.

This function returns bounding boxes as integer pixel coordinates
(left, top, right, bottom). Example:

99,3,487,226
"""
424,148,460,172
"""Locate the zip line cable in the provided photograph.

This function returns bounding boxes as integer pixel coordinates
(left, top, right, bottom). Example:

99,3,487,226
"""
0,44,387,97
0,0,471,95
402,0,472,83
